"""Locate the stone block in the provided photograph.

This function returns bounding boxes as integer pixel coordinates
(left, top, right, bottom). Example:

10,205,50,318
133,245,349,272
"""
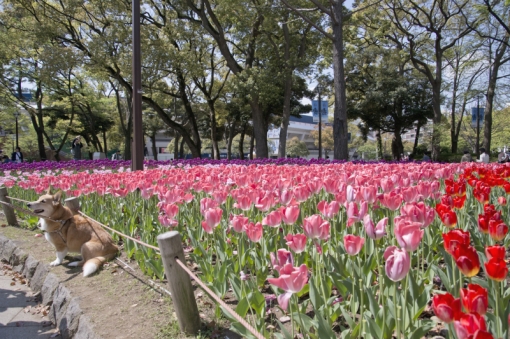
49,284,71,325
10,247,27,269
41,272,59,306
22,255,39,280
30,262,50,292
59,297,83,339
74,315,101,339
0,239,16,261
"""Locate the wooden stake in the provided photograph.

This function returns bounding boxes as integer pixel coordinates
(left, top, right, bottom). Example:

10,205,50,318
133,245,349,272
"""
157,231,200,335
0,187,18,226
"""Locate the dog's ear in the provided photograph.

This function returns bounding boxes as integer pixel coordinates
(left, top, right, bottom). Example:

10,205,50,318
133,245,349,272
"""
52,191,62,206
46,186,52,195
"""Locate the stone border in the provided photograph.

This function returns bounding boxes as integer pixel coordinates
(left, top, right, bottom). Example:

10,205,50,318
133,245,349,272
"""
0,235,102,339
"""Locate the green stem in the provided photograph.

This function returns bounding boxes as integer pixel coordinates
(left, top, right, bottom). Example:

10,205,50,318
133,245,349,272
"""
290,295,294,339
402,275,408,334
359,278,363,339
394,283,400,339
294,295,307,338
495,281,501,339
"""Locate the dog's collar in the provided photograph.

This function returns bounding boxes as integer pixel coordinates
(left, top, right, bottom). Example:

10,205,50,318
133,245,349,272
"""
44,218,72,244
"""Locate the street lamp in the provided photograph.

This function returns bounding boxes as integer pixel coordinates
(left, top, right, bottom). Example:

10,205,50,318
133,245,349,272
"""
13,111,20,148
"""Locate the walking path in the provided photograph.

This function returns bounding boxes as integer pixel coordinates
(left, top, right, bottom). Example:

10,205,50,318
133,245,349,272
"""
0,262,58,339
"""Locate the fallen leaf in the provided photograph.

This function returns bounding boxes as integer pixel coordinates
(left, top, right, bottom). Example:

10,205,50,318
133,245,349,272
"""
34,234,43,238
1,224,6,227
131,304,137,308
10,281,15,286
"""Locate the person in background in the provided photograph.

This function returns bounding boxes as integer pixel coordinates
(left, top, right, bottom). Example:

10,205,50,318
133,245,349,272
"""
422,152,431,161
71,136,83,160
112,150,122,160
477,147,490,163
461,150,472,163
11,146,23,163
2,155,11,163
498,148,507,163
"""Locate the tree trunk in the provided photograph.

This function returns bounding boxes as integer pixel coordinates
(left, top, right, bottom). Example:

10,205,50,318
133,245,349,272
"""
377,131,383,160
278,12,293,159
484,35,508,153
392,132,404,160
173,133,179,159
103,131,108,157
250,95,268,158
239,125,246,160
431,82,442,161
226,122,234,160
179,138,185,159
450,54,459,154
332,0,349,160
151,133,158,161
249,132,255,160
412,124,421,158
208,101,220,160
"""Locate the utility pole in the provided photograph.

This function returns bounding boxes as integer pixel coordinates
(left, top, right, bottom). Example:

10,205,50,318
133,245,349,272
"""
131,0,143,171
318,85,322,159
476,95,482,158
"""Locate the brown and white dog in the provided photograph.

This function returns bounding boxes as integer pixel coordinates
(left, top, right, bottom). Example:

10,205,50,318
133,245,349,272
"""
27,189,119,277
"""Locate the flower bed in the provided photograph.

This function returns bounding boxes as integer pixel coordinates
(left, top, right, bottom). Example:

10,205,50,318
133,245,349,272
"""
2,160,509,338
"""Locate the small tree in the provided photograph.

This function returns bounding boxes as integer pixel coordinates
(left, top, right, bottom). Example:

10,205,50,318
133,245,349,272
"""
286,137,309,158
310,124,334,157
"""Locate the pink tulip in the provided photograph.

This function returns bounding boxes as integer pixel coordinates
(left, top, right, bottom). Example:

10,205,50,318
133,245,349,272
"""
285,233,307,253
317,200,341,219
200,197,219,216
380,178,395,192
402,186,418,203
379,191,403,211
233,195,252,210
255,194,274,211
384,246,411,282
201,207,223,234
267,263,308,311
245,222,263,242
394,216,424,251
293,185,311,202
280,205,300,225
160,203,179,219
271,249,293,273
230,214,249,233
303,214,330,240
400,202,435,228
279,189,293,205
343,235,365,255
158,214,178,228
346,185,356,202
360,185,377,204
363,215,387,240
262,210,283,227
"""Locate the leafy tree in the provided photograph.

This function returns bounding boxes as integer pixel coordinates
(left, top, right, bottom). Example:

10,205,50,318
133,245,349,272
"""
286,137,309,157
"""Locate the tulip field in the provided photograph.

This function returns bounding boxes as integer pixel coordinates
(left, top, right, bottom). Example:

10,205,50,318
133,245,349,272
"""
1,159,509,339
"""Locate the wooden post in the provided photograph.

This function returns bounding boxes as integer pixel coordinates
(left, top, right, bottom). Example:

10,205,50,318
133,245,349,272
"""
157,231,200,335
64,197,80,215
0,187,18,226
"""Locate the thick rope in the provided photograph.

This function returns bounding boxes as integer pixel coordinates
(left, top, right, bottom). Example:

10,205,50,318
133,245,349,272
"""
78,211,160,251
4,195,265,338
175,258,266,339
5,196,31,204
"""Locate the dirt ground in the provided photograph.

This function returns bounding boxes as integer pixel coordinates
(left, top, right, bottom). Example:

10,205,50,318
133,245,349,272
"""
0,220,240,339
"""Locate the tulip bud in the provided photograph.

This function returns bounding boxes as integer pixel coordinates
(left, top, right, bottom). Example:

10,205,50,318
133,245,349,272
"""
498,196,507,206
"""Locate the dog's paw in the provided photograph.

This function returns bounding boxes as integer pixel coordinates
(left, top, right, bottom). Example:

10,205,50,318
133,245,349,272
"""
50,260,61,267
68,261,80,267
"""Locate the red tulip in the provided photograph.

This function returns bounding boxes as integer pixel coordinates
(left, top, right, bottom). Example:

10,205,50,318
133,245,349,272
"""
453,245,481,278
245,222,263,242
384,246,411,282
484,258,509,282
432,293,462,323
303,214,330,241
343,235,365,255
454,313,487,339
285,233,307,253
460,284,488,315
485,245,506,260
453,196,467,209
442,229,470,255
488,219,508,241
267,263,308,311
478,215,490,234
394,216,424,252
436,204,458,228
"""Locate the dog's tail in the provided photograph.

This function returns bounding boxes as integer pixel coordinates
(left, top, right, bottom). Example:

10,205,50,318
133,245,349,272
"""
83,252,116,277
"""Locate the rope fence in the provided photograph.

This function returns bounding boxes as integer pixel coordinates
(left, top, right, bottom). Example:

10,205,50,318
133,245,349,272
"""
0,188,266,338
